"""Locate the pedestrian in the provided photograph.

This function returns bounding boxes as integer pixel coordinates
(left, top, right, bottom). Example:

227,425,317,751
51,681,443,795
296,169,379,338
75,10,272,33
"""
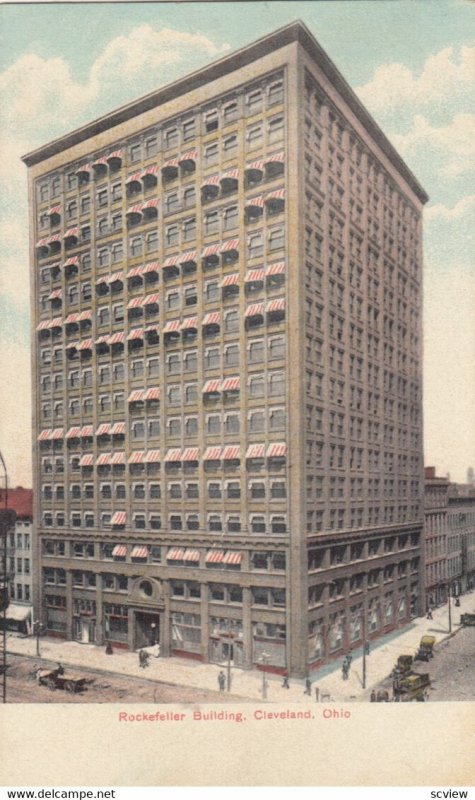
342,661,348,680
370,690,376,702
155,643,161,659
426,608,433,620
346,651,353,669
57,662,64,675
218,670,226,691
364,641,370,656
282,673,290,689
304,678,311,695
105,641,113,655
314,685,320,703
139,649,149,668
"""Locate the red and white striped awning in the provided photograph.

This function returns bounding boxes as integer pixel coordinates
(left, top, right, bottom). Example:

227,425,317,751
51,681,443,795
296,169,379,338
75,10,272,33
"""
131,545,149,559
141,165,159,178
143,261,160,273
266,261,285,276
127,328,144,341
65,341,79,350
203,446,223,460
163,156,180,169
142,198,159,211
164,254,180,267
180,250,197,264
95,335,110,346
245,268,265,282
163,319,181,333
128,297,144,309
201,174,220,187
38,429,52,441
126,203,143,216
145,324,160,335
206,550,224,564
77,339,92,350
245,302,264,317
144,387,160,401
126,171,142,184
182,447,199,462
75,163,91,175
51,428,63,439
167,547,185,561
128,451,145,464
203,379,221,393
202,243,220,258
266,298,285,313
36,237,51,248
107,149,123,162
128,389,145,402
202,311,221,326
245,195,265,208
63,256,79,267
165,448,182,462
112,544,127,557
96,423,112,436
80,425,94,437
222,551,242,565
111,511,127,526
220,238,239,253
183,549,200,562
246,443,265,459
145,449,160,463
179,149,198,163
265,151,284,164
92,155,108,168
220,273,240,287
267,442,287,458
246,159,264,171
143,293,159,305
79,453,94,467
66,427,81,439
111,422,126,435
36,320,51,332
48,205,61,216
108,271,123,284
221,168,239,181
111,452,126,465
96,453,112,466
222,376,240,392
222,445,240,460
108,332,125,345
266,188,285,201
48,289,62,300
63,227,79,239
180,316,198,331
49,317,63,328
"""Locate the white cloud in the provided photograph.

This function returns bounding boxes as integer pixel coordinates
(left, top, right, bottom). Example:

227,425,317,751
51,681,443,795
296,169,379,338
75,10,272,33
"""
355,45,474,114
0,340,32,488
425,194,475,221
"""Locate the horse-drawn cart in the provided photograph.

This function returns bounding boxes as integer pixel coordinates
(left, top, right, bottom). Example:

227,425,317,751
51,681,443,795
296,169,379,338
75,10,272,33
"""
36,667,91,693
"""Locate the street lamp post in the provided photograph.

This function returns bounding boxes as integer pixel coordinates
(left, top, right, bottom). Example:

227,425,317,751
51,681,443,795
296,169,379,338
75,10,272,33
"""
33,620,44,657
447,584,452,634
259,650,269,700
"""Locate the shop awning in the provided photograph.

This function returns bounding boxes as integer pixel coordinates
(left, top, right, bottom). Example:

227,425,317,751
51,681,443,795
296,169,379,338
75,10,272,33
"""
165,448,182,462
220,168,239,181
245,302,264,317
202,244,220,258
266,261,285,276
203,446,223,460
128,389,145,402
111,511,127,526
180,250,197,264
206,550,224,564
265,151,284,164
220,238,239,253
179,149,198,163
145,450,160,463
180,316,198,331
222,445,240,460
128,451,145,464
111,452,126,465
245,269,265,283
183,549,200,562
96,423,112,436
79,454,94,467
221,376,240,392
266,188,285,201
131,545,149,559
127,328,144,341
267,442,287,458
112,544,127,557
96,453,112,466
163,320,181,333
266,298,285,313
144,387,160,401
80,425,94,437
167,547,185,561
220,273,240,288
182,447,199,462
5,603,32,622
202,311,221,326
111,422,126,435
203,379,221,394
222,552,242,566
246,443,265,459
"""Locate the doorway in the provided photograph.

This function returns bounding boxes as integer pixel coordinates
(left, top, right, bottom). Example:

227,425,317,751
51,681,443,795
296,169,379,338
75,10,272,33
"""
135,611,160,649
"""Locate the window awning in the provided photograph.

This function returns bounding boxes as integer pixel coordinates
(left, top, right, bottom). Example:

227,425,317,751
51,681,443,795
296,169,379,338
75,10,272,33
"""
203,379,221,394
246,443,265,459
111,422,126,435
38,429,52,442
167,547,185,561
222,445,240,460
126,203,144,216
79,453,94,467
206,550,224,564
48,205,61,216
111,452,126,465
180,316,198,331
245,302,264,317
220,168,239,181
267,442,287,458
63,227,79,239
128,451,145,464
64,313,79,324
201,174,220,188
179,149,198,163
266,298,285,313
246,159,264,171
127,328,144,341
5,603,32,622
128,297,144,309
245,196,265,208
77,339,92,350
96,453,112,466
180,250,197,264
112,544,127,557
142,198,159,211
164,254,180,267
202,311,221,326
128,389,145,402
220,238,239,253
62,257,79,269
245,269,265,283
48,289,62,300
204,446,223,460
49,317,63,328
145,325,160,335
37,320,51,332
163,156,180,169
184,549,200,562
202,243,220,258
265,151,284,164
108,271,123,284
221,376,240,392
141,165,159,178
222,551,242,566
126,171,142,184
92,155,108,168
107,149,123,162
111,511,127,526
131,545,149,559
128,265,144,278
143,293,159,305
266,188,285,201
96,423,112,436
51,428,63,439
144,387,160,401
220,273,240,288
75,163,91,175
266,261,285,276
66,341,79,350
163,320,181,334
165,448,182,462
108,332,125,345
143,261,160,274
145,449,161,463
80,425,94,437
66,426,81,439
182,447,199,462
95,335,110,346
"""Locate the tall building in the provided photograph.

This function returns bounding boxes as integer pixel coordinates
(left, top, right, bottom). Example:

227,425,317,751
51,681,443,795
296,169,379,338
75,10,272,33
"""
23,21,427,677
0,488,34,633
424,467,449,609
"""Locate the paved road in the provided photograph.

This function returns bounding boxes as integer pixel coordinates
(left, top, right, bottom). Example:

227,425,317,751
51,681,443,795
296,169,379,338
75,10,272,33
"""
4,653,247,704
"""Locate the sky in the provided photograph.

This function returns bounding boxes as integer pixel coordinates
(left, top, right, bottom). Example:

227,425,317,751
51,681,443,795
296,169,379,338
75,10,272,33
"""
0,0,473,487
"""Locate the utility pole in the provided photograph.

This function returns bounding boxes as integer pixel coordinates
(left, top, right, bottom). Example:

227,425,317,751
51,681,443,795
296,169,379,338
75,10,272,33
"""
447,584,452,634
362,605,367,690
260,651,269,700
0,451,10,704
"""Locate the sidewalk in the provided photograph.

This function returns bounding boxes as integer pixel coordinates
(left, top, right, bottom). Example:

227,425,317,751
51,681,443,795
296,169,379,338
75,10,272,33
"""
6,590,475,703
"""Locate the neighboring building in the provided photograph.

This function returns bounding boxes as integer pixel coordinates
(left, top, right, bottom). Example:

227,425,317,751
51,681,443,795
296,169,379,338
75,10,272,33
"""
23,21,427,676
424,467,449,609
447,484,475,596
0,488,33,633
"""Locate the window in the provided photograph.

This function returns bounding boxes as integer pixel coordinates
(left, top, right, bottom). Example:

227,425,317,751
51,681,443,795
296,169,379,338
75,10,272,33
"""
205,109,219,133
225,414,240,434
164,127,179,149
205,280,219,302
269,372,284,395
223,101,238,124
111,242,123,264
223,135,238,157
249,339,264,363
183,218,196,242
223,205,238,230
183,186,196,208
204,142,219,166
269,227,284,251
98,306,110,326
268,81,283,105
268,115,284,142
165,224,179,247
251,516,266,534
249,374,265,397
205,347,220,370
225,344,239,367
184,351,197,373
185,417,198,436
270,408,285,430
168,418,181,437
144,135,158,158
224,310,239,333
247,231,263,259
269,336,285,360
183,118,196,141
130,237,143,258
129,142,141,162
207,415,221,435
249,410,265,432
246,88,263,113
204,211,219,236
247,124,263,149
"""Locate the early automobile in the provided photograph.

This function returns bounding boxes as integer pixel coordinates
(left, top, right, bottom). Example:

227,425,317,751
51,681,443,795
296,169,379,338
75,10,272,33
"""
414,635,436,662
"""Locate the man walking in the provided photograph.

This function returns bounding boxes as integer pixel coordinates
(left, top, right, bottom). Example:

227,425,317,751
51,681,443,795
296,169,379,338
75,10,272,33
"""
218,670,226,691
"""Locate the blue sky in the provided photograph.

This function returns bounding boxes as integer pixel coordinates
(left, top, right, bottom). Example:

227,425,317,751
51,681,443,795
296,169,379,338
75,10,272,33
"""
0,0,473,485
